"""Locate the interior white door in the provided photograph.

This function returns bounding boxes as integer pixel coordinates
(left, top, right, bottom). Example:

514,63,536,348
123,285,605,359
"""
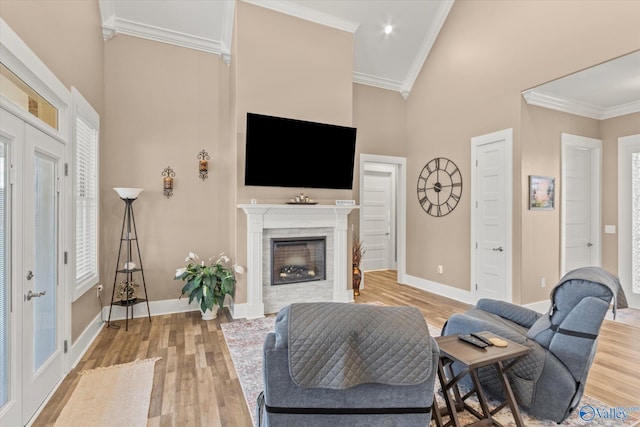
361,165,395,271
472,129,512,302
561,134,601,274
22,123,65,423
618,134,640,309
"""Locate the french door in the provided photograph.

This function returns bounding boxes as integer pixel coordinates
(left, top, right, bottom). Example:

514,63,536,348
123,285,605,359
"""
0,108,65,425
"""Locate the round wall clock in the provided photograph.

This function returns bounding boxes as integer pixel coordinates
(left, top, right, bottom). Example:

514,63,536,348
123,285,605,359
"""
417,157,462,217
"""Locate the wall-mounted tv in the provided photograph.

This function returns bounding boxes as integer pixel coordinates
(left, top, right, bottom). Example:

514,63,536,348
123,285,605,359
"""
244,113,357,190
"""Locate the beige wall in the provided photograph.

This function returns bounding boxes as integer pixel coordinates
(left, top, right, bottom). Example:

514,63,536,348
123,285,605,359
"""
406,0,640,304
103,35,230,306
1,1,105,342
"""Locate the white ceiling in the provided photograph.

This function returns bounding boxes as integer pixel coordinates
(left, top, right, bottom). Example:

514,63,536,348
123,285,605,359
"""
98,0,640,114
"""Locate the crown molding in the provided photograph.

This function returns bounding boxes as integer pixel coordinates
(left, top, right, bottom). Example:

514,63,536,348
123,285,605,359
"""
353,71,403,94
242,0,359,33
101,17,223,56
401,0,454,99
220,0,235,64
522,89,640,120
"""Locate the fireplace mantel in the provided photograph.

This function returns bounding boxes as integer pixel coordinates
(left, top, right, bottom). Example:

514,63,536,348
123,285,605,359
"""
238,204,358,318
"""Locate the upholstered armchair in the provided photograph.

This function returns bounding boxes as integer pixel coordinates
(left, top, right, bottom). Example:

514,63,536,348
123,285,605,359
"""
258,302,439,427
442,267,627,423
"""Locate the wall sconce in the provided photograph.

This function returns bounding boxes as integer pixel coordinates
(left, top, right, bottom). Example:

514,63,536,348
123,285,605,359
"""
197,149,210,181
162,166,175,198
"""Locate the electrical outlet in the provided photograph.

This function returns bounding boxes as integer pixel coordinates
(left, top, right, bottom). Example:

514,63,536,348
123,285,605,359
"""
541,277,546,288
437,265,444,274
96,284,103,298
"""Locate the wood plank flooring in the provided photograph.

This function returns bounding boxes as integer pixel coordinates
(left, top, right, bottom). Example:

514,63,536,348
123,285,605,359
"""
34,270,639,426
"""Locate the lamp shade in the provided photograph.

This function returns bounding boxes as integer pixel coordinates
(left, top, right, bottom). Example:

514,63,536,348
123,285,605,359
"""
114,187,143,199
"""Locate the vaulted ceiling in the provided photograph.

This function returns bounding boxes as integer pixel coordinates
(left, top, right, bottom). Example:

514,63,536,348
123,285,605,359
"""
98,0,639,115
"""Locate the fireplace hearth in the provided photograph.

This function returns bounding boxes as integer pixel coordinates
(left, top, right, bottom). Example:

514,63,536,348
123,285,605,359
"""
271,237,326,285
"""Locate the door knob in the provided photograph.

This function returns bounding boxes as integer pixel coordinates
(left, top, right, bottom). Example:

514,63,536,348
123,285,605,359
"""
26,290,46,301
587,242,594,247
26,270,33,280
492,247,504,252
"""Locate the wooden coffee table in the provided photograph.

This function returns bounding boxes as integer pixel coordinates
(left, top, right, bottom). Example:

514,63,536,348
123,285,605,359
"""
431,332,530,427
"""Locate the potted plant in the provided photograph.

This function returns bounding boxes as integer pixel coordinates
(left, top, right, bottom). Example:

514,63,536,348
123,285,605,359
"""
175,252,244,320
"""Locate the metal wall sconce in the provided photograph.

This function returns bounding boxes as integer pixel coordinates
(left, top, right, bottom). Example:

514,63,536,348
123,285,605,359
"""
162,166,175,198
197,149,210,181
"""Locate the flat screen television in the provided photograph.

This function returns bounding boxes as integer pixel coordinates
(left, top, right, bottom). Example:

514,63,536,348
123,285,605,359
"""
244,113,357,189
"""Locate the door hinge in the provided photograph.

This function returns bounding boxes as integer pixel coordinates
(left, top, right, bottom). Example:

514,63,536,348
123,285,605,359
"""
475,242,478,249
64,340,68,353
475,283,478,290
9,164,16,184
64,251,68,264
65,163,69,176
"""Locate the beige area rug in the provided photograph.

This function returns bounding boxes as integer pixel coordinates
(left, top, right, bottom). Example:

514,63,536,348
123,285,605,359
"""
54,357,161,427
222,314,639,427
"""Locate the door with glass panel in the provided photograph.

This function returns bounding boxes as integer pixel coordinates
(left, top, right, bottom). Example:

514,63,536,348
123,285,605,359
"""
22,123,64,422
0,108,65,425
619,134,640,309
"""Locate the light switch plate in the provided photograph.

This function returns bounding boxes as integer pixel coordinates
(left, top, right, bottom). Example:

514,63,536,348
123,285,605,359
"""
604,225,616,234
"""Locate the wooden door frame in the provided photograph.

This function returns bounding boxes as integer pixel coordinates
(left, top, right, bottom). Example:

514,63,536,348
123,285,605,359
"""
359,154,407,283
560,133,602,275
470,129,513,303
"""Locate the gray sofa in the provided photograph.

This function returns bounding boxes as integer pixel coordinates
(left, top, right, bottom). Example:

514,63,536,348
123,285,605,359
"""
258,302,439,427
442,267,627,423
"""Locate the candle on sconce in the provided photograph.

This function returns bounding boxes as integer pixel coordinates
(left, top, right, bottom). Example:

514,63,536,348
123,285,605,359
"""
164,176,173,190
197,149,210,181
199,159,208,172
162,166,175,198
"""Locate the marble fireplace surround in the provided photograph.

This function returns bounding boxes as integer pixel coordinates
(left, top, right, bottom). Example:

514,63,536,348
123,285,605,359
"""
238,204,358,318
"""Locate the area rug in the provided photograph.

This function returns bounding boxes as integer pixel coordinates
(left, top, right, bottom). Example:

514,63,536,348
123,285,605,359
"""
222,315,639,427
54,357,161,427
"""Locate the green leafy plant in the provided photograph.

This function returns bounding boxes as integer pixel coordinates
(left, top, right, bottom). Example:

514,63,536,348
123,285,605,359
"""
175,252,244,313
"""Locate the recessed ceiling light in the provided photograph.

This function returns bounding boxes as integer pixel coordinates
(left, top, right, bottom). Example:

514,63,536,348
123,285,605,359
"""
384,25,393,35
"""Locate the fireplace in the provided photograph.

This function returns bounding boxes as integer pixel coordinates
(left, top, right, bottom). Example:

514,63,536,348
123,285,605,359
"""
271,237,326,285
238,204,358,318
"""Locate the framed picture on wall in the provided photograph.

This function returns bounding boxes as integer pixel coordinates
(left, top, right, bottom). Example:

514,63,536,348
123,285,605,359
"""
529,175,555,210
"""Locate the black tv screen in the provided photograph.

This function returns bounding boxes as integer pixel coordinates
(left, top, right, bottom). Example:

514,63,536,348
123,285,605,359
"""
244,113,357,189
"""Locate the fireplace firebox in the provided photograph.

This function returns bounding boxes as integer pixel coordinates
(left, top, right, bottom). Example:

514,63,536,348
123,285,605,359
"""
271,237,326,285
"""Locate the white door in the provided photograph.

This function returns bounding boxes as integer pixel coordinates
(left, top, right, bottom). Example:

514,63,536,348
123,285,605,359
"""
361,164,395,271
618,134,640,309
471,129,512,302
561,134,602,274
0,108,65,425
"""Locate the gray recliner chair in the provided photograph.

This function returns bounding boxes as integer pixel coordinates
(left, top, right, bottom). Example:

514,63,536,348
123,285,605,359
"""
258,302,439,427
442,267,627,423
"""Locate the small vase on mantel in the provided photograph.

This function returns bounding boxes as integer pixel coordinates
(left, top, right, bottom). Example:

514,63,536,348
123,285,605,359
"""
353,265,362,297
200,306,218,321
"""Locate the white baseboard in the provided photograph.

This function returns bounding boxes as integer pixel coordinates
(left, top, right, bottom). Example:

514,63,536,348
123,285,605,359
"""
522,299,550,314
403,274,473,305
103,297,201,321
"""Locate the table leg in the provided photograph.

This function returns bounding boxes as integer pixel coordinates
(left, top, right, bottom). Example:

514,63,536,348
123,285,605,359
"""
437,358,461,427
496,360,525,427
470,368,493,424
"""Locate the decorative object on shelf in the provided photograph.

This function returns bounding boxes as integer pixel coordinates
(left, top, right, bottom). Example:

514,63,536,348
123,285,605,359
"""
108,188,151,331
116,280,138,303
175,252,245,320
287,192,316,204
352,234,365,297
197,149,210,181
162,166,175,198
529,175,555,210
417,157,462,217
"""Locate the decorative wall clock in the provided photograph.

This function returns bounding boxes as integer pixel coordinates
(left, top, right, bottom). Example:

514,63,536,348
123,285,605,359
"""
417,157,462,217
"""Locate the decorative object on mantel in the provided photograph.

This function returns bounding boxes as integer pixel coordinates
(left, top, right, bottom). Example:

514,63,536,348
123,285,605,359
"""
108,188,151,331
175,252,245,320
352,233,365,297
162,166,175,198
335,199,356,206
287,192,317,204
197,149,210,181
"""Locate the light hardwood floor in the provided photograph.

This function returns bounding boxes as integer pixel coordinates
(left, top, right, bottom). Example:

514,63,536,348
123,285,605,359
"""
34,270,639,426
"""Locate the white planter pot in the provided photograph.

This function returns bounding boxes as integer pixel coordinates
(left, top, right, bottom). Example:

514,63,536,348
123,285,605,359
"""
200,306,218,320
